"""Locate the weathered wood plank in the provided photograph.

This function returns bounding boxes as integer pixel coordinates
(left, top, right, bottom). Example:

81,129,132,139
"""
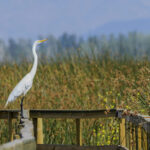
143,128,148,150
0,110,19,119
8,112,13,141
36,144,128,150
0,109,119,119
37,118,44,144
1,109,149,126
137,125,141,150
120,118,126,147
30,109,118,119
76,119,82,146
125,121,129,149
129,122,133,150
147,122,150,150
135,125,138,150
131,124,135,150
33,118,37,142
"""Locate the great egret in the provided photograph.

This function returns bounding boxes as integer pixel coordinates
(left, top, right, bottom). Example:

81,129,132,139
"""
5,39,48,119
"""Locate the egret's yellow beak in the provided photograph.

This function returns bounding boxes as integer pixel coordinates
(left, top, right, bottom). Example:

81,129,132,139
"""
38,39,48,43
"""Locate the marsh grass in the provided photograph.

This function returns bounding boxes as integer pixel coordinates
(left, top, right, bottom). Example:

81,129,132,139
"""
0,53,150,144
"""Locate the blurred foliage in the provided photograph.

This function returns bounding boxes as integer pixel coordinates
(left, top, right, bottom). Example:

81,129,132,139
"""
1,32,150,63
0,36,150,145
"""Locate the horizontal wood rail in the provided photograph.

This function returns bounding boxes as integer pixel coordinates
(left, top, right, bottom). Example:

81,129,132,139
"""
30,109,121,118
0,109,121,119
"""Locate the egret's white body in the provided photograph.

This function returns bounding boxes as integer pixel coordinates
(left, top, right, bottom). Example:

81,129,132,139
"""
5,39,47,107
5,74,33,107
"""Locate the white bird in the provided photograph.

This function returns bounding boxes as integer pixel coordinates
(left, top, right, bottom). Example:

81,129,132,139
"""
5,39,48,118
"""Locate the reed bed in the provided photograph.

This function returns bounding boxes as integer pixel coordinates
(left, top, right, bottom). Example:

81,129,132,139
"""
0,53,149,144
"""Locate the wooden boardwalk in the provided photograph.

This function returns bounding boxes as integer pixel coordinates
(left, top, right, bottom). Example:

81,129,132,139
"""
0,109,149,150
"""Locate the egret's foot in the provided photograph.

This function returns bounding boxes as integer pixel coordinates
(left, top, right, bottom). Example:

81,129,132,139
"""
19,119,24,125
21,116,25,119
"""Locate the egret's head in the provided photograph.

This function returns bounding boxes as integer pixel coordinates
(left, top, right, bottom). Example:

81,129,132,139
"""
35,39,48,45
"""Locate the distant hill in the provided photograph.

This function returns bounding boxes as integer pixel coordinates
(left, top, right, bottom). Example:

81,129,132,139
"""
88,18,150,36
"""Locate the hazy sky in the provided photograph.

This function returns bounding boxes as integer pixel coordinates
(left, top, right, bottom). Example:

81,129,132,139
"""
1,0,150,40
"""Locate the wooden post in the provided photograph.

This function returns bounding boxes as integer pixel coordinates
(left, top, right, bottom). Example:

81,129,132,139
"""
120,118,126,147
33,118,37,141
132,124,136,150
135,125,138,150
129,122,133,150
147,123,150,150
8,112,13,141
125,121,130,149
137,125,141,150
37,118,44,144
143,129,147,150
76,118,82,146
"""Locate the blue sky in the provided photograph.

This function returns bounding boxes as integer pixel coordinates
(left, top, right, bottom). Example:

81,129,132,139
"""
1,0,150,40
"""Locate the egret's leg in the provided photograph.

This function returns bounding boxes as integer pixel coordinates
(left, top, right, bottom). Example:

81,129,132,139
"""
20,96,24,118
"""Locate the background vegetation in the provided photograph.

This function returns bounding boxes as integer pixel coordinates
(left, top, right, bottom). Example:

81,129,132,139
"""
0,32,150,145
1,31,150,63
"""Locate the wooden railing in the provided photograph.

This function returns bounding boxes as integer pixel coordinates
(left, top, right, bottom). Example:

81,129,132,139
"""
0,109,149,150
118,110,150,150
0,110,36,150
30,109,119,146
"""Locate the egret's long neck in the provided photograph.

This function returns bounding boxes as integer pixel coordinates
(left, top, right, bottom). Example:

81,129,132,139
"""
30,44,38,78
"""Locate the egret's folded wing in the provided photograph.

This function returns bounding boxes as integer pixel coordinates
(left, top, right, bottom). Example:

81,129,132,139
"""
5,74,32,107
5,78,25,107
24,82,32,95
6,85,23,105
